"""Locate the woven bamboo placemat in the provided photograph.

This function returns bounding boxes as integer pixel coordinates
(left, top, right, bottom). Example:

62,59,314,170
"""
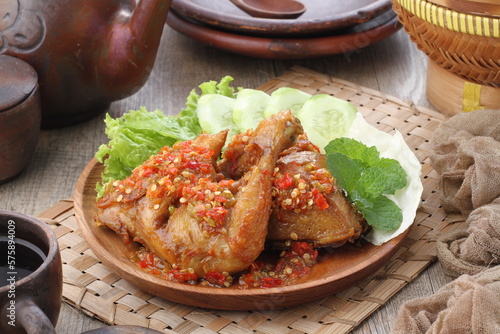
38,66,466,334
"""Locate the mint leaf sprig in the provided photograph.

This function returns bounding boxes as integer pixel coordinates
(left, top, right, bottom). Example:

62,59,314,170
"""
325,138,407,231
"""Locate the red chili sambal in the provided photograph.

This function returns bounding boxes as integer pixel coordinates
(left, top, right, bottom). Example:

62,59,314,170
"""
239,241,318,288
272,162,334,214
131,241,318,288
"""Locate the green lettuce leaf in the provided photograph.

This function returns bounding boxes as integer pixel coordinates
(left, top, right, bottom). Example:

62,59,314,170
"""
95,76,236,199
95,108,200,198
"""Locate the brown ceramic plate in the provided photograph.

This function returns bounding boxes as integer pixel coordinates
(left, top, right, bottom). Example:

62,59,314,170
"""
166,10,401,59
171,0,393,36
74,158,409,310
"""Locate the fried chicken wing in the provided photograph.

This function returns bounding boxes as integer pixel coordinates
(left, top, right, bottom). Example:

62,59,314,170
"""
95,131,228,259
267,141,367,248
162,110,303,277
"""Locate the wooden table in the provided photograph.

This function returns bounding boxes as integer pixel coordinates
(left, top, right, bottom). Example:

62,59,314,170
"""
0,23,453,333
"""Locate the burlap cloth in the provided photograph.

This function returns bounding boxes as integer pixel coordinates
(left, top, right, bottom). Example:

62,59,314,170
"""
392,109,500,334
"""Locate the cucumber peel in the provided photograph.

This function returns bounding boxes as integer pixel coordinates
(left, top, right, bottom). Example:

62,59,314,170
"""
263,87,311,118
296,94,358,152
195,94,238,139
232,89,270,131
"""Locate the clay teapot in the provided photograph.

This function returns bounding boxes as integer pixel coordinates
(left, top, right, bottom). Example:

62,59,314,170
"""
0,0,171,127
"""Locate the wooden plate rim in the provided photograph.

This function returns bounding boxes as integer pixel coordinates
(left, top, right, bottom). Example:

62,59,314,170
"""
166,11,401,60
171,0,393,36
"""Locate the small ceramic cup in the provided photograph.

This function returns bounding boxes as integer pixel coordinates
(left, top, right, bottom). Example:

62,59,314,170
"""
0,55,41,184
0,211,63,334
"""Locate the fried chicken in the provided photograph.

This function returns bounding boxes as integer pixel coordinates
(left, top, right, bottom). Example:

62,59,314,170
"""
267,144,367,248
161,110,302,277
96,110,367,282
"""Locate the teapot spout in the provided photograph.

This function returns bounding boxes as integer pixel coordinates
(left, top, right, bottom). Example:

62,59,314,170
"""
131,0,173,38
98,0,172,101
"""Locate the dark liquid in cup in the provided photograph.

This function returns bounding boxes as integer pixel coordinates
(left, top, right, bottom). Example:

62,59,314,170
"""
0,235,47,284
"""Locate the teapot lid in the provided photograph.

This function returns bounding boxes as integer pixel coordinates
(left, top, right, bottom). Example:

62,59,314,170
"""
0,55,38,112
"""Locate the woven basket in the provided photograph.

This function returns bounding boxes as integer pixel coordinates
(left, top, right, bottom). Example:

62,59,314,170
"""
426,59,500,115
392,0,500,88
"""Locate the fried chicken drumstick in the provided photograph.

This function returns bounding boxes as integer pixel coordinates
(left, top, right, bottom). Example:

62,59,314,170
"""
162,111,302,276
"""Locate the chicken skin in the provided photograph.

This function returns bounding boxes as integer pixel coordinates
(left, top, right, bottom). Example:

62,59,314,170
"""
162,110,303,277
95,130,228,259
267,140,366,248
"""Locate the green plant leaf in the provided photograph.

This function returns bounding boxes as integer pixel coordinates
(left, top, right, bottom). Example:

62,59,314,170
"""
325,137,408,231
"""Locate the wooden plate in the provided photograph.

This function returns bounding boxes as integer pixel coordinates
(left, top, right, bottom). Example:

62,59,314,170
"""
171,0,393,36
166,11,401,60
74,158,409,310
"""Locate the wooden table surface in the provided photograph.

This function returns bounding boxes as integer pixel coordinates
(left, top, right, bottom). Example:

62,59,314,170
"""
0,21,453,333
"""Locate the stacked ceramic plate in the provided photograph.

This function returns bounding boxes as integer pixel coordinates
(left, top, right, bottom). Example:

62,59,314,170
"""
166,0,401,59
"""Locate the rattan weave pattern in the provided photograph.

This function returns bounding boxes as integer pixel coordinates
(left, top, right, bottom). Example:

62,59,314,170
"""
38,66,466,334
392,0,500,87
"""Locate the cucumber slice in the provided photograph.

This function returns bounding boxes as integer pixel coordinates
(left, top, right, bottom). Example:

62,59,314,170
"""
196,94,238,137
263,87,311,118
232,89,271,131
296,94,358,152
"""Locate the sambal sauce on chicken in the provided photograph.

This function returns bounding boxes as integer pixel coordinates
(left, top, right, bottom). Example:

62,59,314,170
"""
95,110,367,288
267,134,367,249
